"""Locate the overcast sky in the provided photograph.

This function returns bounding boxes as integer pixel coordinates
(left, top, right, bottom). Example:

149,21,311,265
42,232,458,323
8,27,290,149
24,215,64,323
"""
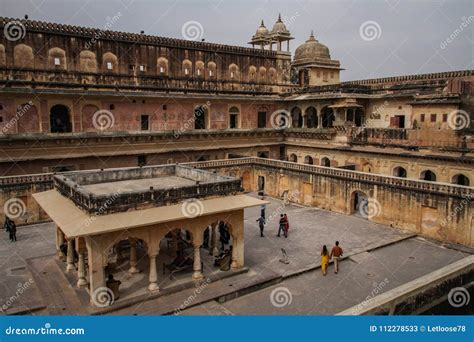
1,0,472,80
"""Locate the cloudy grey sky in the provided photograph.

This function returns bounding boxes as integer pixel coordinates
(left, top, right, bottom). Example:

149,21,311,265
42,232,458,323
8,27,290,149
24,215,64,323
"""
1,0,472,80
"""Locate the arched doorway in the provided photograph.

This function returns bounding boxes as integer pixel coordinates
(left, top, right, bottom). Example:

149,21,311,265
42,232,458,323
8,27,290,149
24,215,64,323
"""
321,157,330,167
291,107,303,128
393,166,407,178
194,105,208,129
304,155,313,165
354,108,364,127
305,107,318,128
452,174,470,186
352,191,368,218
289,154,298,163
321,107,335,128
420,170,436,182
229,106,239,129
50,104,72,133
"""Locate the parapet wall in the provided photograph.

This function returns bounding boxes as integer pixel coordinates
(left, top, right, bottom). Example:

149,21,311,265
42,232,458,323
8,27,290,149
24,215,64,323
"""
0,157,472,246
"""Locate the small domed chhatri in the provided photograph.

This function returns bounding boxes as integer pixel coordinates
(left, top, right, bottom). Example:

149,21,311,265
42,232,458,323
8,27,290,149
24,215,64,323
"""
255,20,269,38
294,31,331,61
292,30,342,86
271,13,290,36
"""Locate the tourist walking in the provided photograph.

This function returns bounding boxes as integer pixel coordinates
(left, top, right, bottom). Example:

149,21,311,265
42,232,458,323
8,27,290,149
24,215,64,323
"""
283,213,289,237
321,245,329,276
260,200,266,221
256,216,265,237
8,219,17,242
277,214,287,238
330,241,343,274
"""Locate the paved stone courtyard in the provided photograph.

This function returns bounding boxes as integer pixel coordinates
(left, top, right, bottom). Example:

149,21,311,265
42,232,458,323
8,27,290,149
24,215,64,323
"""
0,194,470,315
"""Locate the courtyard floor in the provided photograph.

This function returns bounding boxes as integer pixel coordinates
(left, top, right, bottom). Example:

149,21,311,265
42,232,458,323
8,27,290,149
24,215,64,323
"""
0,193,470,315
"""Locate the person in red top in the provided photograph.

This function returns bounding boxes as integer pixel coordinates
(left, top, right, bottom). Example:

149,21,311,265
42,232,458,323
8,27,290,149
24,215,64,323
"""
330,241,343,274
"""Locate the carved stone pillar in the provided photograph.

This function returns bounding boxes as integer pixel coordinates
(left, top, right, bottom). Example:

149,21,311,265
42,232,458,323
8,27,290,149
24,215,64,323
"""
56,226,65,260
192,244,203,280
66,239,75,272
148,253,159,292
129,239,139,274
76,252,87,287
210,223,219,256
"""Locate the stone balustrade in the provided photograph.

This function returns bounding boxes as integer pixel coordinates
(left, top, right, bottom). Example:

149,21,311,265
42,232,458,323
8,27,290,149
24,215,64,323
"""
185,157,473,198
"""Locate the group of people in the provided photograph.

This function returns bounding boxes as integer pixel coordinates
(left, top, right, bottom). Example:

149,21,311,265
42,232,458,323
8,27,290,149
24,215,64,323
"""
255,201,290,239
320,241,343,276
214,246,233,271
3,217,17,242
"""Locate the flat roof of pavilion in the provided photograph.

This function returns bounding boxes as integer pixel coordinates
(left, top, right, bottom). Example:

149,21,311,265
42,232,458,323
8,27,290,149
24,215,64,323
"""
33,190,268,239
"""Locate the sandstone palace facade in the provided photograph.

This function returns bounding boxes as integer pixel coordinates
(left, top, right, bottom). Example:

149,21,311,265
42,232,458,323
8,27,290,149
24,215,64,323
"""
0,16,473,247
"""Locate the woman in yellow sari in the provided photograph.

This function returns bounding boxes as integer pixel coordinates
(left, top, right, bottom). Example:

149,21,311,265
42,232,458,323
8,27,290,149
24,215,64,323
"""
321,245,329,276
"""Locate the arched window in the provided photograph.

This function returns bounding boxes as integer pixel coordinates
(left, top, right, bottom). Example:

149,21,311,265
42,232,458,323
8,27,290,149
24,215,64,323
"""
50,104,72,133
268,67,277,82
305,107,318,128
183,59,192,77
289,154,298,163
420,170,436,182
157,57,168,75
354,108,364,127
207,61,216,78
79,50,97,73
258,66,267,83
14,44,34,68
248,65,257,82
321,107,335,128
195,60,204,78
304,156,313,165
452,174,470,186
291,107,303,128
321,157,330,167
229,106,239,129
48,47,66,70
0,44,5,67
194,105,208,130
102,52,118,72
229,63,239,80
393,166,407,178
